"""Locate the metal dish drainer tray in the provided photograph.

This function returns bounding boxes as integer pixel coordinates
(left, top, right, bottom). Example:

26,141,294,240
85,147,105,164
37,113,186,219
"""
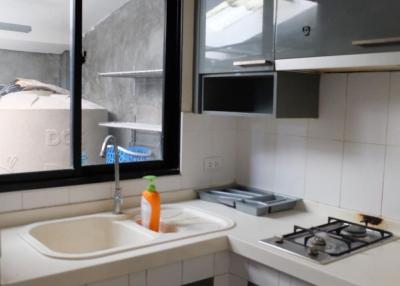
197,185,300,216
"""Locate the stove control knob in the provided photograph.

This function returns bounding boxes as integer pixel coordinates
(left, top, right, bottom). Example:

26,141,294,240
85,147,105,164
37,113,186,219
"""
307,246,320,257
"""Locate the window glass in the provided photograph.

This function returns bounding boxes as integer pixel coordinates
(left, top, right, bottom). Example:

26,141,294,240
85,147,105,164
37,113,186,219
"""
0,0,72,174
81,0,165,166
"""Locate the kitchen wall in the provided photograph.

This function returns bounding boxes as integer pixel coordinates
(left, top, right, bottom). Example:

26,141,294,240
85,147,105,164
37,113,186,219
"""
2,72,400,224
237,71,400,221
0,49,68,87
0,113,237,215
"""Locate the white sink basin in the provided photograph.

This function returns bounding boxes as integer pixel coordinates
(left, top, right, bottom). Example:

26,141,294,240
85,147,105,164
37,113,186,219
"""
20,205,234,260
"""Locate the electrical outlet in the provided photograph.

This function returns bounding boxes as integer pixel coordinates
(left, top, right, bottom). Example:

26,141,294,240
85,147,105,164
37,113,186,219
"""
204,157,222,172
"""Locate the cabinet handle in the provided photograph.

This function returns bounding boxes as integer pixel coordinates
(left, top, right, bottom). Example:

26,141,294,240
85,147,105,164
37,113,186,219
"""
233,59,274,67
352,36,400,46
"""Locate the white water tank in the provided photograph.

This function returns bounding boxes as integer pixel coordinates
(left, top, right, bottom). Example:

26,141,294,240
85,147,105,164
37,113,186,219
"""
0,91,108,174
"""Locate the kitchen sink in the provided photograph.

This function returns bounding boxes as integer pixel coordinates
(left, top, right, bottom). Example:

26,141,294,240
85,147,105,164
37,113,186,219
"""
20,205,234,260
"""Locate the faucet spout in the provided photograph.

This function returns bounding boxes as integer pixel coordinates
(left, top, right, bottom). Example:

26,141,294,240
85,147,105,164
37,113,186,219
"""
99,135,122,214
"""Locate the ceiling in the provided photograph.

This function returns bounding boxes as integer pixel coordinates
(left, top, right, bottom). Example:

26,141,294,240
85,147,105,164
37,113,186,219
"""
0,0,131,54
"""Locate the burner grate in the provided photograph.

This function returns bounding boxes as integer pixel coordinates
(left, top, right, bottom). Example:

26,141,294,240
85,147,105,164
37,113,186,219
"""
260,216,396,264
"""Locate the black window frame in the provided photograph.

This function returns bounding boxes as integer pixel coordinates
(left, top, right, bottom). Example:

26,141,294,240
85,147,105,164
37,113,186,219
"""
0,0,182,192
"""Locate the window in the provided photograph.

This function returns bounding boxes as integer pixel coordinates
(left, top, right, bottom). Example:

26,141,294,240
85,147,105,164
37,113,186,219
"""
0,0,181,192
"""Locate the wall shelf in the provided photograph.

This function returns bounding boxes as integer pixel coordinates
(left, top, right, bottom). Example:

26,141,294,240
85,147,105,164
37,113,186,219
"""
99,122,162,132
98,69,163,79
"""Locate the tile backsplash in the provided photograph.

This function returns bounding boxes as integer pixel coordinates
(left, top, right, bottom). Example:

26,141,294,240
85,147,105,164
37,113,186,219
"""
2,71,400,223
237,71,400,220
0,113,237,214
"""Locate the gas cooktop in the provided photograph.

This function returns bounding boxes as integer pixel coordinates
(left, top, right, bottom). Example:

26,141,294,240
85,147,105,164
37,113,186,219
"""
260,217,397,264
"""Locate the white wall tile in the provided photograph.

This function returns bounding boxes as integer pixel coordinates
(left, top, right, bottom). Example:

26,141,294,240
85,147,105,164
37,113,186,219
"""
129,271,146,286
305,139,343,207
120,179,148,197
214,251,230,276
69,183,112,203
206,115,237,131
247,260,279,286
180,129,212,189
276,119,308,137
308,73,347,140
236,130,251,186
182,254,214,284
229,253,248,280
387,72,400,145
237,118,275,134
181,172,211,190
278,272,292,286
278,273,313,286
182,113,236,132
345,72,390,144
181,130,212,174
245,131,276,191
0,192,22,213
156,176,182,192
341,143,385,215
382,146,400,220
214,274,230,286
181,113,209,132
88,275,129,286
227,274,247,286
22,187,70,209
274,135,307,198
147,262,182,286
291,278,314,286
209,129,237,186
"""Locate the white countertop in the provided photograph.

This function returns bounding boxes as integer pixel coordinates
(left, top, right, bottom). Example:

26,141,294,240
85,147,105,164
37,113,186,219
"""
1,199,400,286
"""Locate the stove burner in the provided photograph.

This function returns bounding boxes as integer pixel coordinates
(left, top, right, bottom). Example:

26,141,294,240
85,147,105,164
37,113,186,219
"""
309,235,327,247
307,235,326,257
259,217,395,264
341,224,367,238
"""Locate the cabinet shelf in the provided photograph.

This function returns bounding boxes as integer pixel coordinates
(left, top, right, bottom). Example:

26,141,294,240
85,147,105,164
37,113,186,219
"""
99,122,162,132
98,69,163,79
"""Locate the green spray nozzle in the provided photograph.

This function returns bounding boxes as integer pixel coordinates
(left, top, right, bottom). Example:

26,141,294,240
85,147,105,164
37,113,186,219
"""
143,175,157,192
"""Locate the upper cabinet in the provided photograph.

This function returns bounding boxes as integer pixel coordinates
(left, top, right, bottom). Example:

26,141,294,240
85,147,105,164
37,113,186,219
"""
197,0,275,73
276,0,400,59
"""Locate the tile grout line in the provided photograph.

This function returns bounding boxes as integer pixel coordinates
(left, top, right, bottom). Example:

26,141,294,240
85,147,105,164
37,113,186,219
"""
379,72,393,216
338,74,349,209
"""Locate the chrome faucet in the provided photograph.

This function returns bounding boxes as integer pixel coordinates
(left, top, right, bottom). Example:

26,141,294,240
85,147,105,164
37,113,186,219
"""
99,135,123,214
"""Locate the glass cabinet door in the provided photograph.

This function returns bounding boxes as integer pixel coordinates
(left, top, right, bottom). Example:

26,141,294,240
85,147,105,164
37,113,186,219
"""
276,0,400,59
198,0,275,73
